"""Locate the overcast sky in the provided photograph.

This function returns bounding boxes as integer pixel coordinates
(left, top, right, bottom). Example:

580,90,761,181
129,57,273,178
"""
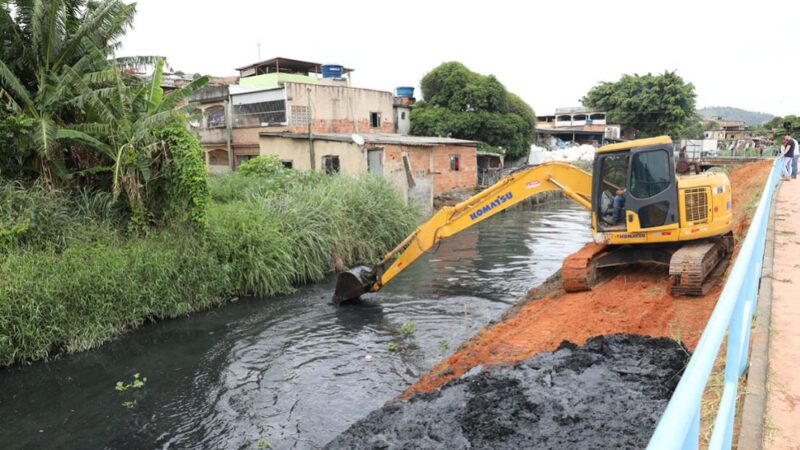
119,0,799,117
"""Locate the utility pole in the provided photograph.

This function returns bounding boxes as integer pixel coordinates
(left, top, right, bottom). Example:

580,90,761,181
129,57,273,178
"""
308,87,315,171
256,37,261,61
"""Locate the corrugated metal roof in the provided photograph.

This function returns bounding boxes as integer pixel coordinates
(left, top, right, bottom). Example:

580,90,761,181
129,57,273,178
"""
259,132,479,147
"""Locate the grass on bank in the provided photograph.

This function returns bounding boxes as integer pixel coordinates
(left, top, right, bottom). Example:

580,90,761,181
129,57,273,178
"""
0,171,418,366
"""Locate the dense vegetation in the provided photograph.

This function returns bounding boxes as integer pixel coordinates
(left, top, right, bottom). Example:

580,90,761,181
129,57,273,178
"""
0,1,419,366
410,62,536,159
582,71,700,139
0,163,417,366
698,107,774,126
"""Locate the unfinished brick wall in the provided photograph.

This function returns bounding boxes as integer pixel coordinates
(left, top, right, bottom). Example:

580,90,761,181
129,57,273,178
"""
377,144,477,195
286,119,394,135
432,145,477,193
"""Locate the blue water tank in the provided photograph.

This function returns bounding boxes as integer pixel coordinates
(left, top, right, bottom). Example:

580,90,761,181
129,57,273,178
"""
396,86,414,97
321,64,344,78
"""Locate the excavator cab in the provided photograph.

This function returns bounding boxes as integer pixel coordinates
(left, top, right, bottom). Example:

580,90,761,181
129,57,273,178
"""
592,142,679,233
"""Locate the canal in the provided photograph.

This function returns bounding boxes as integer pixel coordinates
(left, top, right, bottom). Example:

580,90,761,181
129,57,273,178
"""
0,203,591,450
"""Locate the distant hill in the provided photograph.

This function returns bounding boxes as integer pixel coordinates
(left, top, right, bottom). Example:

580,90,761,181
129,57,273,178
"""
698,107,774,125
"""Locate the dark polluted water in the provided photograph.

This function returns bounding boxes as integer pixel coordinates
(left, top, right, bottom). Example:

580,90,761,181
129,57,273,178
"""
0,204,591,450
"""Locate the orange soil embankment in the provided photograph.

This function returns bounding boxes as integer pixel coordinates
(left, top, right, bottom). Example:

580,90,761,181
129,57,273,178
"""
405,160,773,397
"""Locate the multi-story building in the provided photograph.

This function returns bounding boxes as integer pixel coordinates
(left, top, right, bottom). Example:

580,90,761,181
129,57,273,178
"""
187,57,477,208
536,107,622,150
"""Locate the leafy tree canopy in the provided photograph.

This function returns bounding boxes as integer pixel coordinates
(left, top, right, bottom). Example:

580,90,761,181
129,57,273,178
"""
582,71,697,139
762,115,800,143
410,62,535,159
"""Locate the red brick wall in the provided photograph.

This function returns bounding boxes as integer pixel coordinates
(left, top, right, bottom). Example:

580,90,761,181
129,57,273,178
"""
287,119,394,135
367,144,476,195
432,145,477,193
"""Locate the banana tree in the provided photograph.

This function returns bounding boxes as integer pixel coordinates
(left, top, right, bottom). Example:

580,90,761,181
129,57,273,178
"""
0,0,136,185
72,56,209,219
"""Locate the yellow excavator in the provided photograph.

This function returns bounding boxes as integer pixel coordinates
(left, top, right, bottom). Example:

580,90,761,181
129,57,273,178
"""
333,136,733,303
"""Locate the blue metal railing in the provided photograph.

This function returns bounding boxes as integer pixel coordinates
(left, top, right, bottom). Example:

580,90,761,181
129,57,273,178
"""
647,158,781,449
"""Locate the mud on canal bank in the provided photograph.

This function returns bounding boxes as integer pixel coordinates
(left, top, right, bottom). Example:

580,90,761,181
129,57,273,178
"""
326,334,687,449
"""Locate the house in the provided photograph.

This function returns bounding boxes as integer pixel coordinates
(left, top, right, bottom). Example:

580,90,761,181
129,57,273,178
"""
258,132,479,212
536,107,622,150
188,57,403,172
703,119,753,141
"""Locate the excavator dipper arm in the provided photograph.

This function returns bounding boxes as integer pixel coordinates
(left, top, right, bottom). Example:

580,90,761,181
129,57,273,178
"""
333,162,593,303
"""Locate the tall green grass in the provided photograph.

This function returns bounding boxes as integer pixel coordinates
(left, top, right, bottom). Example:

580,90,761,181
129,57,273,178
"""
207,173,418,296
0,173,418,366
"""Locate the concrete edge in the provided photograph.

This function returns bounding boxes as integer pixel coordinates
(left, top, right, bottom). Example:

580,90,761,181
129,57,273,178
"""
736,183,779,449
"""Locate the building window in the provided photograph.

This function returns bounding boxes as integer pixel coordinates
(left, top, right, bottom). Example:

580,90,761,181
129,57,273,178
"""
235,154,255,168
281,160,293,169
206,106,225,128
208,149,229,166
450,155,460,171
290,105,310,127
233,100,287,127
401,111,406,120
370,112,381,128
322,155,340,174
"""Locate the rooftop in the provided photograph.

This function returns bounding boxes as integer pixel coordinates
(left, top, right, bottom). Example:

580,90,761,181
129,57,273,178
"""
260,132,479,147
236,57,354,76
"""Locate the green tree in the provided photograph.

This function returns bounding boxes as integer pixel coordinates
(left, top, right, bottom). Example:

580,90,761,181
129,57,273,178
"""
582,71,697,139
410,62,535,159
72,57,209,226
0,0,138,186
763,115,800,143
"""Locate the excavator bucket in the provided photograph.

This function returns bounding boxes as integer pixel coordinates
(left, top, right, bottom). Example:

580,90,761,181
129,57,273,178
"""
332,266,375,305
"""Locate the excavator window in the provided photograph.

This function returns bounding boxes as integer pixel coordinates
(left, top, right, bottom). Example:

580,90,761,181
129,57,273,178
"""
598,153,629,227
630,150,671,199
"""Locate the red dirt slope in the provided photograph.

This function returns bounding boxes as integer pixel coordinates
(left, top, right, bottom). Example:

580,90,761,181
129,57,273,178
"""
405,160,773,397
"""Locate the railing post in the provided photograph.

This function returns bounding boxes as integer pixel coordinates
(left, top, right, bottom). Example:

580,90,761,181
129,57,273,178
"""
681,406,700,450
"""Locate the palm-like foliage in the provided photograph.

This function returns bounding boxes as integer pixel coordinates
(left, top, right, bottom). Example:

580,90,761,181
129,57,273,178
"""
0,0,138,185
72,57,209,214
0,0,210,226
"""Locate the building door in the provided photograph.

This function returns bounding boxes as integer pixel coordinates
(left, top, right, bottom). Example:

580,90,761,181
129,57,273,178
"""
368,148,384,175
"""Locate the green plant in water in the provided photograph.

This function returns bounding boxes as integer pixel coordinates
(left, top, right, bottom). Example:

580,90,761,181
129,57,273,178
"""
387,342,398,352
115,373,147,392
121,400,136,409
401,321,416,337
439,340,449,353
256,439,272,449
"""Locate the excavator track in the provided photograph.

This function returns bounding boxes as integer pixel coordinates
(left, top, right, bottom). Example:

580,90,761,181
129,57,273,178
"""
669,233,733,296
561,243,609,292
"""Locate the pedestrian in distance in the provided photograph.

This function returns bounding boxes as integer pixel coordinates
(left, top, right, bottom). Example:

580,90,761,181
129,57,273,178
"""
792,136,799,179
780,135,795,181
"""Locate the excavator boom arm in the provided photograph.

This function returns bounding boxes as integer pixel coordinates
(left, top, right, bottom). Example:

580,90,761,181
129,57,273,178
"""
331,162,593,303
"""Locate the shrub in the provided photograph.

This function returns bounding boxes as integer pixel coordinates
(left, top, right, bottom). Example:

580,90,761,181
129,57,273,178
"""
0,231,228,365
